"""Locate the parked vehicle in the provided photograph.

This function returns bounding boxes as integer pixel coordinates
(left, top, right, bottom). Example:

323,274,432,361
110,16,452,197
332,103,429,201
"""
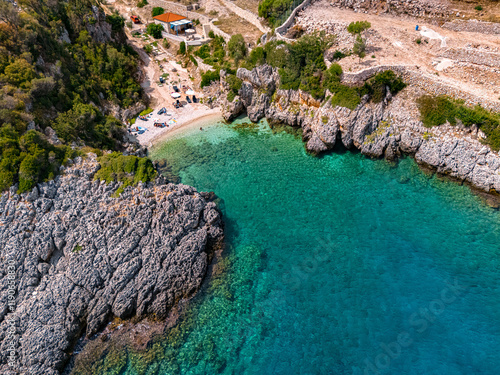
159,77,165,84
186,96,192,104
173,85,180,93
176,99,182,107
130,15,140,24
192,95,198,103
157,107,167,115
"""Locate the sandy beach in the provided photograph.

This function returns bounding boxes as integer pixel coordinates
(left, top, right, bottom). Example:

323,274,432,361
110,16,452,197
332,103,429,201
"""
129,106,223,147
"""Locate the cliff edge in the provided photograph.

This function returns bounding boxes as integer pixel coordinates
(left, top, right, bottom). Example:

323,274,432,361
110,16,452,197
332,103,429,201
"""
0,155,224,375
221,65,500,194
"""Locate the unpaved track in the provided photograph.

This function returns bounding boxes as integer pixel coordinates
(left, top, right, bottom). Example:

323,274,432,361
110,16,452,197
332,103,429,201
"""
297,0,500,101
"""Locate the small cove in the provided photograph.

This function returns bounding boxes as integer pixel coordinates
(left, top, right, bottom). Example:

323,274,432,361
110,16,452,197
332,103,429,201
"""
96,117,500,375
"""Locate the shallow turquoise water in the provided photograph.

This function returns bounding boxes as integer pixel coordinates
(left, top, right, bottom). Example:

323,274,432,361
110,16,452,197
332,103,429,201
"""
129,118,499,374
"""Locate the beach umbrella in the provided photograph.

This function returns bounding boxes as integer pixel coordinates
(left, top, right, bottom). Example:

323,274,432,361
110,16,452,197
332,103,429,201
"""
171,92,181,98
186,89,195,95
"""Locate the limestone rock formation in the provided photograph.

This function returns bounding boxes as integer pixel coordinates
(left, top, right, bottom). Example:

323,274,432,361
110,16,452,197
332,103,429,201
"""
0,155,224,375
225,65,500,194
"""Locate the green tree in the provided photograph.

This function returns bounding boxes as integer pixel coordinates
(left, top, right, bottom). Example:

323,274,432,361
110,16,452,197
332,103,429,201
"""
178,41,186,55
146,23,164,39
2,59,36,90
106,14,125,31
347,21,371,35
201,70,220,87
152,7,164,17
353,35,366,62
227,34,247,64
53,103,99,144
258,0,294,26
18,152,42,193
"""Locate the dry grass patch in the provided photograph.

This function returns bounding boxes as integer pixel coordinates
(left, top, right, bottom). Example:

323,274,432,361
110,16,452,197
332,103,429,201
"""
215,13,263,43
234,0,260,14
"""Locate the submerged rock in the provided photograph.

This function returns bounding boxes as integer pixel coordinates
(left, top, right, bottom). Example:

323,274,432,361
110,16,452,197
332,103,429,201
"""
0,155,224,375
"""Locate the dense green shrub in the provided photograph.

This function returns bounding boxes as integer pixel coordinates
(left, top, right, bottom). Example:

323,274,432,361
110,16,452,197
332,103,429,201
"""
106,14,125,32
258,0,294,26
227,75,242,93
353,35,366,61
137,0,148,8
189,55,198,66
0,128,79,193
139,108,153,116
257,33,335,98
178,41,186,55
0,0,143,192
417,95,500,150
227,34,247,64
195,35,226,68
331,85,361,110
227,91,237,102
201,70,221,87
94,152,157,193
152,7,164,17
364,70,406,103
242,47,266,70
225,74,242,101
347,20,371,34
195,45,211,59
332,50,347,60
147,23,164,39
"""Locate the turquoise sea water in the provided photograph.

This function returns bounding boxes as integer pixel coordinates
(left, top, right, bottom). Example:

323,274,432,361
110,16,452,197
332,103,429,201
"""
121,118,500,374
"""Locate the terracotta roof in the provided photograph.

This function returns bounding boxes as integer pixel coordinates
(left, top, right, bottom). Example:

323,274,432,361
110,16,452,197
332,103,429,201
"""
153,12,187,23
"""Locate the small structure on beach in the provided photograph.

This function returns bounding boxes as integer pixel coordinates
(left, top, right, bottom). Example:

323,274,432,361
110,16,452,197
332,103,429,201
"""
153,12,193,35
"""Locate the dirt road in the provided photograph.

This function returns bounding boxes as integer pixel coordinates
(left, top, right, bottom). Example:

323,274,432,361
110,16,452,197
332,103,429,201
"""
296,0,500,101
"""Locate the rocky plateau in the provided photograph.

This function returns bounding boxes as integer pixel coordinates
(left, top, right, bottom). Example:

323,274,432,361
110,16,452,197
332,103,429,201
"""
0,155,224,375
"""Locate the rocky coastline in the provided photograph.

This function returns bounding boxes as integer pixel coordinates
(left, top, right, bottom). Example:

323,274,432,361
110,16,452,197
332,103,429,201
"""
220,65,500,195
0,155,224,375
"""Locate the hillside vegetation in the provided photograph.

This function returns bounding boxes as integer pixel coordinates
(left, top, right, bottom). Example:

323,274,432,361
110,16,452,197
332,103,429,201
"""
0,0,143,193
241,32,406,108
417,95,500,150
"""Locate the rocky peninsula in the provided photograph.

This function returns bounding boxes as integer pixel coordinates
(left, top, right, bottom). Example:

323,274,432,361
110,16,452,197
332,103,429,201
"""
219,65,500,195
0,155,224,375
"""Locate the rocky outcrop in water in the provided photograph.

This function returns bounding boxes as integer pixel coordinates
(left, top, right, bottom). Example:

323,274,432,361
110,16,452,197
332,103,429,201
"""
0,155,224,375
224,65,500,194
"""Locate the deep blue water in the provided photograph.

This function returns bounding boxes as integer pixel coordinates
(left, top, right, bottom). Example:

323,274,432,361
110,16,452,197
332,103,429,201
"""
118,118,500,374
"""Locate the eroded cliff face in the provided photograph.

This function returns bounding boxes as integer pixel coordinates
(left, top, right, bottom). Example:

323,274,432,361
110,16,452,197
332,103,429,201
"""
222,65,500,194
0,155,223,375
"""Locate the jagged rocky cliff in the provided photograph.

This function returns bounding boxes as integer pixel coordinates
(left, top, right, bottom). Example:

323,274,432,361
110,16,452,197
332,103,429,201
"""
0,155,224,375
221,65,500,194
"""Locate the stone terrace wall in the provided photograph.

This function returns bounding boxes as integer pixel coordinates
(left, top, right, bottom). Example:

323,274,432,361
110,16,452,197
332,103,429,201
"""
443,19,500,35
147,0,210,23
208,22,231,41
276,0,311,41
342,65,500,112
440,48,500,68
221,0,270,33
328,0,450,18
